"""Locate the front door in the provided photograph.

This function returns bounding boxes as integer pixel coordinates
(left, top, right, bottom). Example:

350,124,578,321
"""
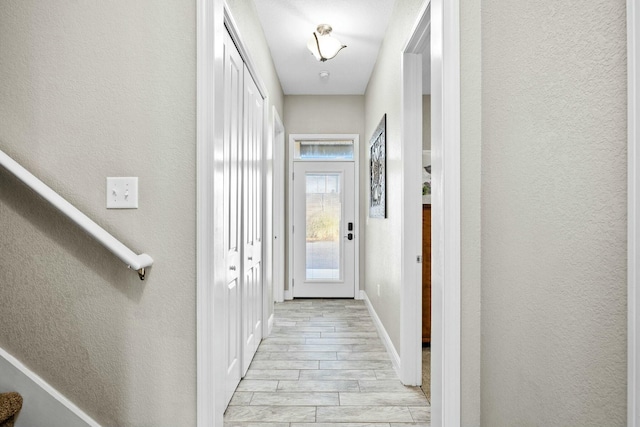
292,161,356,298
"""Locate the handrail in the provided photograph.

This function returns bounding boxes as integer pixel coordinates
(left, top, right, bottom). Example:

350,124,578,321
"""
0,149,153,280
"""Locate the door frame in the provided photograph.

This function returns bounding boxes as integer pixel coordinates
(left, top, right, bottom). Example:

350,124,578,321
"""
287,134,361,300
401,1,461,427
271,108,286,305
196,1,640,427
628,0,639,425
196,0,222,424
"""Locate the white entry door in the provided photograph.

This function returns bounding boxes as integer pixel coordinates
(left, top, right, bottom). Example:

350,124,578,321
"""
292,162,356,298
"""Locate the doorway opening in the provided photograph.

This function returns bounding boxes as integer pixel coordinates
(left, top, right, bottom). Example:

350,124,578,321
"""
197,0,462,425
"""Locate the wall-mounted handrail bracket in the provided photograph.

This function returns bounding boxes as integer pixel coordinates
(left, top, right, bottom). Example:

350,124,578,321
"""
0,149,154,279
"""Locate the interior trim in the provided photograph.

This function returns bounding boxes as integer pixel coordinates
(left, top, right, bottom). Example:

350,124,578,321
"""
401,1,461,426
196,0,222,424
287,133,361,301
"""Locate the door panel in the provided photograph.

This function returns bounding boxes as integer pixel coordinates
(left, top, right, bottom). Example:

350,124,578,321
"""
242,66,263,374
293,162,355,298
222,29,243,406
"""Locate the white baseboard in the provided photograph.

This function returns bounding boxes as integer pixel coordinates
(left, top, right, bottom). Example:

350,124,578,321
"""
361,291,401,375
0,347,101,427
284,290,293,300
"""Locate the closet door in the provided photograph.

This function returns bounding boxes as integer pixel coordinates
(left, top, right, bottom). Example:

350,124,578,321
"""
242,66,264,374
222,29,243,406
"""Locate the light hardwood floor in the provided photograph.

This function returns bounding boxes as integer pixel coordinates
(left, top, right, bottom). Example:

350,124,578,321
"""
224,299,431,426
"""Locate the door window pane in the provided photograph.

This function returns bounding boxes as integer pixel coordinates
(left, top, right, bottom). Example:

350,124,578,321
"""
295,140,354,160
305,173,341,280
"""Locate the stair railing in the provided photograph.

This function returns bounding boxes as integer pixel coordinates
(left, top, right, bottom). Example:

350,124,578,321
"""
0,149,153,280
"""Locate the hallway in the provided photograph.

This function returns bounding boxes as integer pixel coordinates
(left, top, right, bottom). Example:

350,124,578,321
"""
223,299,430,425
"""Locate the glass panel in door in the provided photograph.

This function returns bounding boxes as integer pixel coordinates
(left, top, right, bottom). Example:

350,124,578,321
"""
305,173,342,281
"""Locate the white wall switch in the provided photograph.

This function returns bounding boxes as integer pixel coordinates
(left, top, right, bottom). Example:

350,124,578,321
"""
107,177,138,209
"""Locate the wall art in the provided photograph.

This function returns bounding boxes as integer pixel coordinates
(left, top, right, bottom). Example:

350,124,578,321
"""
369,114,387,218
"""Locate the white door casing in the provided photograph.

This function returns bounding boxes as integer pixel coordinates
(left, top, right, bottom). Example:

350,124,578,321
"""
292,162,356,298
400,1,461,426
272,108,286,303
287,134,360,301
196,0,223,423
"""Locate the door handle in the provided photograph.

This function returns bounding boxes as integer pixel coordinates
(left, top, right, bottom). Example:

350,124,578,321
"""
344,233,354,240
229,265,236,271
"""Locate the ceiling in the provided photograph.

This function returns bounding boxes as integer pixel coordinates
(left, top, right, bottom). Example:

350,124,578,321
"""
253,0,408,95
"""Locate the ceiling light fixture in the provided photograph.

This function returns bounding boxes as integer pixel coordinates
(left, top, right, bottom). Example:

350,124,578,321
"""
307,24,346,62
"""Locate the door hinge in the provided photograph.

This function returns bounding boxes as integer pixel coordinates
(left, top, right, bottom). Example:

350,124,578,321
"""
417,255,422,263
292,172,294,180
292,279,294,287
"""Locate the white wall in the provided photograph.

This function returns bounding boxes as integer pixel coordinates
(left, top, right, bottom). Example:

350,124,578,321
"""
422,95,431,150
0,1,197,425
480,0,627,425
283,95,366,292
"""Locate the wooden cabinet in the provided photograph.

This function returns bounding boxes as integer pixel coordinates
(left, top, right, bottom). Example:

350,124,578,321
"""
422,204,431,344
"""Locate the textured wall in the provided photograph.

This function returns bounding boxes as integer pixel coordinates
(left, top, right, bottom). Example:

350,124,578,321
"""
284,96,365,135
460,0,482,424
283,95,366,292
363,0,425,352
481,1,627,425
422,95,431,151
0,1,197,425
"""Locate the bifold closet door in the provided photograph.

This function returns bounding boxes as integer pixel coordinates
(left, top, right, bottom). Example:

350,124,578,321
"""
241,66,264,375
222,29,243,407
222,27,265,394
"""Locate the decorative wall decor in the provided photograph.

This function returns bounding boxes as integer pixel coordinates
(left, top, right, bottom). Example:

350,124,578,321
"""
369,114,387,218
422,150,431,204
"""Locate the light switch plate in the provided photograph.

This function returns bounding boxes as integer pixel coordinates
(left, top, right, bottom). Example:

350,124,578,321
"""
107,177,138,209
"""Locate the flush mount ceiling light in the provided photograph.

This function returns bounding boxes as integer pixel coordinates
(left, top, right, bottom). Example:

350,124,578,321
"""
307,24,347,62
